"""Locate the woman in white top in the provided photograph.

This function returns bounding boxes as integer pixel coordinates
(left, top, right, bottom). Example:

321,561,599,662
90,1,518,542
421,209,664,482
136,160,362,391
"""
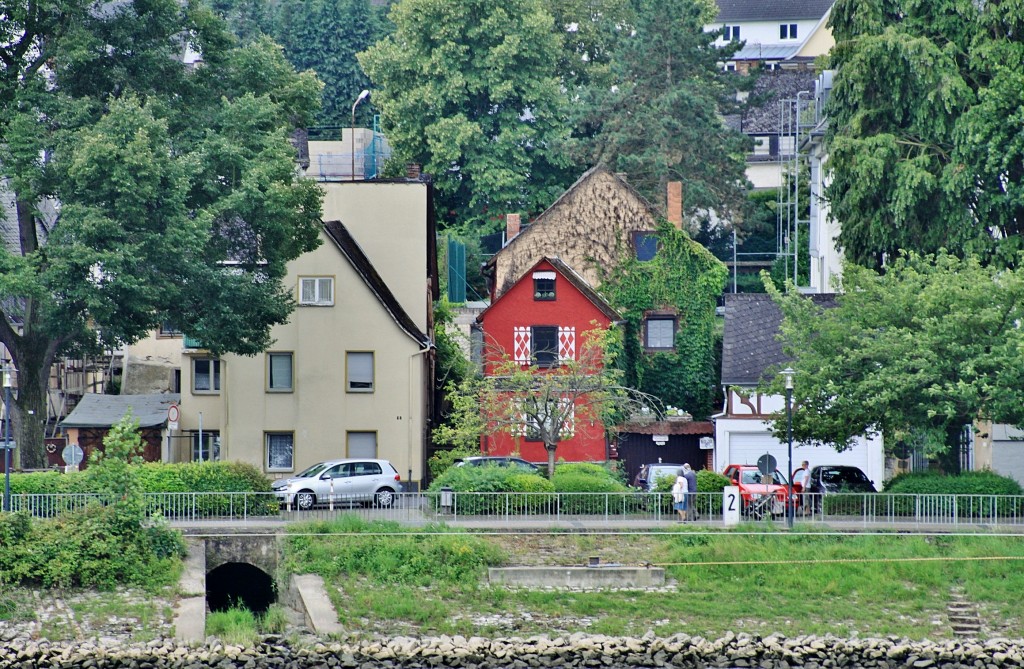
671,472,689,522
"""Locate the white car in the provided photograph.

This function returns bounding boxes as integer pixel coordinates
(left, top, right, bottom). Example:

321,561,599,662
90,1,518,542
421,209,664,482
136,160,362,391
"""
271,458,403,510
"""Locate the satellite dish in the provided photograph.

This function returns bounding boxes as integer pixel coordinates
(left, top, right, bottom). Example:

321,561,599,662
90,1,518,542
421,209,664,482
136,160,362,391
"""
757,453,777,477
62,443,84,466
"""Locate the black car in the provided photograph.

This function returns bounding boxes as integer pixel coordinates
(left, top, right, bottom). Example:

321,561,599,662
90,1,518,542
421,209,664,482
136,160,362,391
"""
806,465,876,494
454,456,540,472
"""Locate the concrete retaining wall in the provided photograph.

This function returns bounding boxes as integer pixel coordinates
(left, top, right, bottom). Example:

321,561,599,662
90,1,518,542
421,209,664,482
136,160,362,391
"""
488,566,665,588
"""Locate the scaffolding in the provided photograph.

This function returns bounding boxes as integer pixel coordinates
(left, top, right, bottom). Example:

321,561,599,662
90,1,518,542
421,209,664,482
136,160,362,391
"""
777,92,816,289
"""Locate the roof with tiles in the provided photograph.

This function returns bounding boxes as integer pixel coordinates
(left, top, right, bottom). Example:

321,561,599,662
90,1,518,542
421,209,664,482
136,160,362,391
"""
721,292,836,386
715,0,834,22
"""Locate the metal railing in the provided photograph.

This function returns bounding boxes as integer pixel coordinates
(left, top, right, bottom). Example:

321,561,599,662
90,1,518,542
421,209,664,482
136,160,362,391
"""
5,491,1024,529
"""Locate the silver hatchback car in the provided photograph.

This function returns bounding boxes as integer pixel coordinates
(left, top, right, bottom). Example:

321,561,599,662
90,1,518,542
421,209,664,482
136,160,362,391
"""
271,458,404,509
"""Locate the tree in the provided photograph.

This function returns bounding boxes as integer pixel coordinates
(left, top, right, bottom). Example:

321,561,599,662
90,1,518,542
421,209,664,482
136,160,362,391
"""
826,0,1024,267
765,252,1024,473
358,0,571,231
435,328,655,476
271,0,385,127
0,1,324,467
601,221,727,419
568,0,749,216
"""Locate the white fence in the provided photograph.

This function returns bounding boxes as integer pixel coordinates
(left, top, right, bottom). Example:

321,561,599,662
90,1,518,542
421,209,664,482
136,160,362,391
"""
6,491,1024,529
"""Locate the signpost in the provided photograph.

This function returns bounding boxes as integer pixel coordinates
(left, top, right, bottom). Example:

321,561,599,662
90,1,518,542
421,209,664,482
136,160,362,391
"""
62,443,84,473
167,403,179,431
723,485,740,526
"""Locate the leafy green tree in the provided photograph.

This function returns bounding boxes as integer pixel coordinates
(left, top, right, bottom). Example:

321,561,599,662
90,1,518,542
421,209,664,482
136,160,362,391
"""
0,0,323,467
765,252,1024,473
359,0,571,231
601,222,728,419
271,0,385,127
826,0,1024,266
569,0,749,216
435,328,655,476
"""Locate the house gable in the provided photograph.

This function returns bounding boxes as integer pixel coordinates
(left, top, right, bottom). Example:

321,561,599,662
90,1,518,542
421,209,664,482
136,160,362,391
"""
486,166,661,299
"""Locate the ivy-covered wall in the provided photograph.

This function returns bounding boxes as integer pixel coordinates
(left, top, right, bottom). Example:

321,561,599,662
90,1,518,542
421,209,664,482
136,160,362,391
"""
602,221,727,419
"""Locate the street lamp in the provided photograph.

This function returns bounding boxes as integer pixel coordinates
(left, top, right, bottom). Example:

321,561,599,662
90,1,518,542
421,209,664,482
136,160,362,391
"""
3,363,14,513
350,89,370,181
781,367,795,528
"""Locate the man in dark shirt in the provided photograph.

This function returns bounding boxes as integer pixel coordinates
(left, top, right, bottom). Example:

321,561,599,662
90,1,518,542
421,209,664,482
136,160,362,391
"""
683,463,699,521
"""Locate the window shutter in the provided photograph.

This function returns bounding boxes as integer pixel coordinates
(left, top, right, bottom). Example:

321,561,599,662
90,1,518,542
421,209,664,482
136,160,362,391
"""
558,326,576,361
560,399,575,438
513,326,531,363
347,352,374,390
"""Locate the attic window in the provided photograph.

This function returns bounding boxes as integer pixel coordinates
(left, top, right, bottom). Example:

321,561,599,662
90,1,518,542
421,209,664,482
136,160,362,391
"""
633,232,659,262
723,25,740,41
533,271,556,300
780,23,797,39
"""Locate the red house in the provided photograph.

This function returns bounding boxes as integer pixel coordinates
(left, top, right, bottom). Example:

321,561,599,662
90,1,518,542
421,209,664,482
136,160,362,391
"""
475,257,620,464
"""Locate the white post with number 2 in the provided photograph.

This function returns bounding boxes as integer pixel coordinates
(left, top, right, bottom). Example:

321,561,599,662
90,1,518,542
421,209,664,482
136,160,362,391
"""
723,485,740,526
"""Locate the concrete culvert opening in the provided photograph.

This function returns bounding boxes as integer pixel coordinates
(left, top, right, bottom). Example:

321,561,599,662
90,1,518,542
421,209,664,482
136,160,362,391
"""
206,562,276,614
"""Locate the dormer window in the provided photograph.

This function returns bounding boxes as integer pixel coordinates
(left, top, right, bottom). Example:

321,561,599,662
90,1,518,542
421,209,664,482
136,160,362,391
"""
533,271,556,300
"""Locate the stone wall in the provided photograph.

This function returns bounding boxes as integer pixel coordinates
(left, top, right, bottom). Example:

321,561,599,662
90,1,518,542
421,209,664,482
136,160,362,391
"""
3,632,1023,669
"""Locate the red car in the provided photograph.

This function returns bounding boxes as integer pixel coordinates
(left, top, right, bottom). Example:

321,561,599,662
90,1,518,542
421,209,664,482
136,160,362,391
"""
722,464,792,518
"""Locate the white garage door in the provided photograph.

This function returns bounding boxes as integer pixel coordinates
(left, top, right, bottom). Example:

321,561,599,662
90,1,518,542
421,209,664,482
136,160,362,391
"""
727,433,873,481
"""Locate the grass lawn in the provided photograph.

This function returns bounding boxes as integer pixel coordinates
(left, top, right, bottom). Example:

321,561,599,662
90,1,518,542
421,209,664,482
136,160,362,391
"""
282,519,1024,641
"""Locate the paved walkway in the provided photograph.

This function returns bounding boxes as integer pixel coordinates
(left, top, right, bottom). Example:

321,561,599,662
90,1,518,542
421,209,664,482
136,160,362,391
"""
170,511,1024,535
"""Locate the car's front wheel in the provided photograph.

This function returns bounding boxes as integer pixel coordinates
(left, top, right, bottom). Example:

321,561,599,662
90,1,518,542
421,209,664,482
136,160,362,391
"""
373,488,396,508
295,490,316,510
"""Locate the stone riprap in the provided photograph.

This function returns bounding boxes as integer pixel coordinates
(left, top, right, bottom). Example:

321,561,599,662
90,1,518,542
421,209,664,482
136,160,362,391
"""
2,632,1024,668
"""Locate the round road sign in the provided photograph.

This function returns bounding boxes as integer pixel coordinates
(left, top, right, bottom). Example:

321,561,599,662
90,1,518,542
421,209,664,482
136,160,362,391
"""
62,443,84,466
756,453,777,477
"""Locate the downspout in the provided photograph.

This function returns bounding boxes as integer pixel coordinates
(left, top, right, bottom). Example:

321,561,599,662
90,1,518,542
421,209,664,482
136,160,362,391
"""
408,341,434,489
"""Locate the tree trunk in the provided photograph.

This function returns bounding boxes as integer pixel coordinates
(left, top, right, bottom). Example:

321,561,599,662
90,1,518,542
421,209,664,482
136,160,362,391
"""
8,334,55,470
939,423,963,475
545,441,558,479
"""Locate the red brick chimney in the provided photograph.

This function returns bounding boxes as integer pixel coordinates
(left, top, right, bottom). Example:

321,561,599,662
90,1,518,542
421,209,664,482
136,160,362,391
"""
506,213,521,242
667,181,683,229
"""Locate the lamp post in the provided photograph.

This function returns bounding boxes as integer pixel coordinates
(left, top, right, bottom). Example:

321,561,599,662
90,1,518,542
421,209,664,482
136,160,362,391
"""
3,364,13,513
350,89,370,181
781,367,795,528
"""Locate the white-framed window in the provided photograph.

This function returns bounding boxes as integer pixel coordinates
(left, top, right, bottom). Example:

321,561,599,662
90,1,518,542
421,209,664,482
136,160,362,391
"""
299,276,334,306
346,351,374,392
520,399,575,442
266,432,294,472
723,25,740,41
645,317,676,350
780,23,798,39
532,271,556,301
753,136,770,156
192,431,221,462
347,431,378,458
267,352,294,392
193,358,221,393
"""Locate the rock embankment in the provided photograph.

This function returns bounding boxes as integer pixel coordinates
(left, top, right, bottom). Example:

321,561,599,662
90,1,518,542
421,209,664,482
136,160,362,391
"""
2,632,1024,668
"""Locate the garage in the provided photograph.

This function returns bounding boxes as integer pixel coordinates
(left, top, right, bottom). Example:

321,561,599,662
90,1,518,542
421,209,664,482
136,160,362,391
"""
724,432,884,489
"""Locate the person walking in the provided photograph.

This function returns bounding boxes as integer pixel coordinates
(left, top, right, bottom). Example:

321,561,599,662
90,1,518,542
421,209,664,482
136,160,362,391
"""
672,470,689,522
683,463,699,521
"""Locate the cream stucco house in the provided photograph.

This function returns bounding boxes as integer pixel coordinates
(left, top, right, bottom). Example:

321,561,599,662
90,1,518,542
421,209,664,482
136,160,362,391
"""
124,164,438,489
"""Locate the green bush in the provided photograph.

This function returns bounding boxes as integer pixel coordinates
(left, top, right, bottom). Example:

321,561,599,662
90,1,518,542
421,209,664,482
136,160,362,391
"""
883,470,1023,496
10,460,278,517
880,470,1024,517
426,464,553,514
